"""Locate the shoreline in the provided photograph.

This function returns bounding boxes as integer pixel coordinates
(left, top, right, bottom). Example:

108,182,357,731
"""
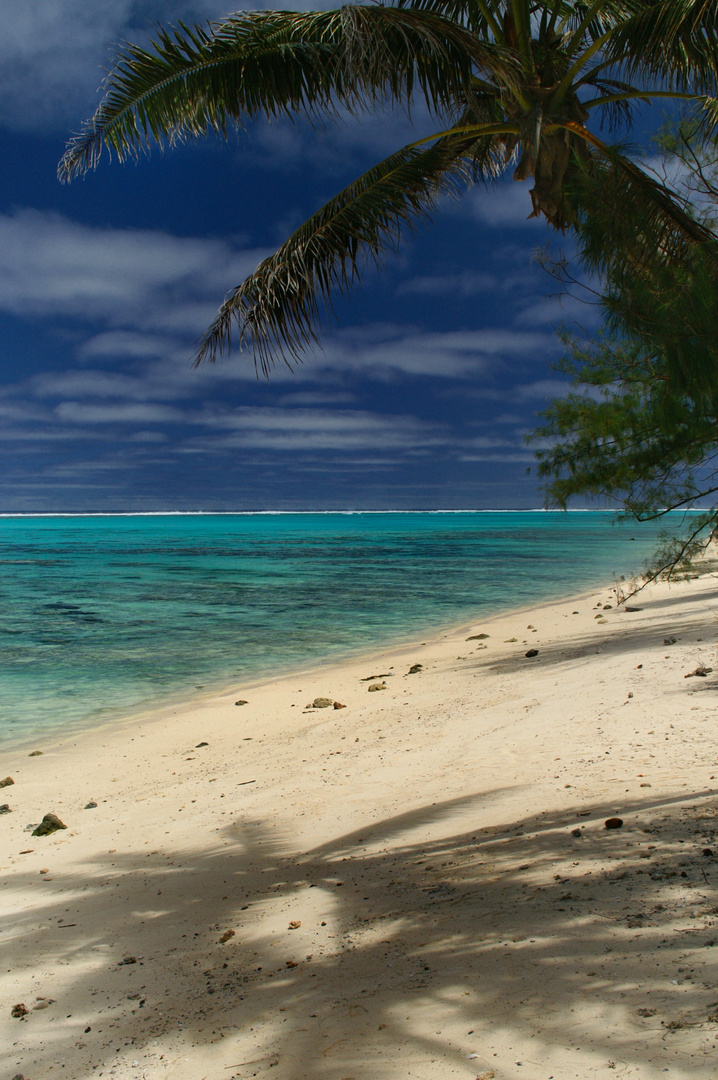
0,571,636,757
3,570,718,1079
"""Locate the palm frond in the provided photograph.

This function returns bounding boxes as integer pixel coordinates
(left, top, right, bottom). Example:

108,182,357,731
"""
193,132,498,374
566,139,718,276
605,0,718,92
693,94,718,140
59,5,519,181
396,0,508,40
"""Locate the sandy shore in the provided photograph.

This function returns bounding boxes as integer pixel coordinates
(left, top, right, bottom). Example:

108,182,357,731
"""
2,572,718,1080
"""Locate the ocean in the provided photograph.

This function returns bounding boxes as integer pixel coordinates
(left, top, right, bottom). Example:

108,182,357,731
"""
0,511,674,745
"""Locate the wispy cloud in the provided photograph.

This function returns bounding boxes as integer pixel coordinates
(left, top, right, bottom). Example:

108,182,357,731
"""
190,405,447,451
313,326,556,379
0,1,248,132
397,271,496,297
0,209,265,330
463,180,549,230
54,401,184,425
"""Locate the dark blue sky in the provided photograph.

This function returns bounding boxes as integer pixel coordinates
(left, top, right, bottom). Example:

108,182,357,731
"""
0,1,667,511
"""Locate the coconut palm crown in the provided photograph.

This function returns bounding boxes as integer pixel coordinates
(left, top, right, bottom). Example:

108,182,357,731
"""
60,0,718,374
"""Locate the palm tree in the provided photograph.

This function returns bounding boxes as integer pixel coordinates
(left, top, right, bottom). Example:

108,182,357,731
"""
59,0,718,374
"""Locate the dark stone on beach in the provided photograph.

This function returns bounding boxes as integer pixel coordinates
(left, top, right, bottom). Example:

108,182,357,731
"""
28,750,43,757
664,636,677,646
0,776,14,788
603,604,612,610
466,633,490,640
118,955,137,965
408,664,423,674
11,1004,28,1019
703,848,714,857
367,682,387,692
308,697,334,709
604,817,624,830
84,801,97,809
195,741,209,747
234,700,248,706
624,606,642,612
333,701,346,710
32,813,67,837
0,804,11,814
571,828,582,838
524,649,539,658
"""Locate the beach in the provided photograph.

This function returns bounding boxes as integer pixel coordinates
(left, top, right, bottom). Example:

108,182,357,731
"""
2,571,718,1080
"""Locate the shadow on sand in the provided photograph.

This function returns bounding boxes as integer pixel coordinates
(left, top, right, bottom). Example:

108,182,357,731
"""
5,783,718,1078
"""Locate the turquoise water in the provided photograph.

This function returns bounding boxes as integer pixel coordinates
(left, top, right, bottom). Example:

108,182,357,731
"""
0,511,671,744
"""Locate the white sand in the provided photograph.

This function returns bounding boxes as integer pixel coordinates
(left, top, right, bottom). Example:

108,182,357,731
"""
2,573,718,1080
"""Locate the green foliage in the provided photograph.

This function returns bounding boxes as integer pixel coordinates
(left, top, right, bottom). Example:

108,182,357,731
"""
60,1,718,370
534,139,718,578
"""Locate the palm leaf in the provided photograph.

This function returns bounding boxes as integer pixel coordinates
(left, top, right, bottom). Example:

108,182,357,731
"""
604,0,718,91
563,125,717,256
192,132,500,374
59,5,518,181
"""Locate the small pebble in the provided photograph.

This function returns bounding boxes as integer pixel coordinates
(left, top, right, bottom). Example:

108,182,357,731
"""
604,817,624,830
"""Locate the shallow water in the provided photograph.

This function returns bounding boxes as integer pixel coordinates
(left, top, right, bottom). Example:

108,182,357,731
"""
0,511,671,743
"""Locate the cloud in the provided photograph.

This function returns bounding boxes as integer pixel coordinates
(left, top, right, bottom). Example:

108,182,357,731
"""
0,1,253,132
515,292,602,328
316,326,556,379
79,331,183,360
188,405,446,451
512,378,572,401
275,391,359,406
32,370,159,401
0,1,361,135
54,401,184,425
397,271,496,298
0,208,265,332
463,180,549,230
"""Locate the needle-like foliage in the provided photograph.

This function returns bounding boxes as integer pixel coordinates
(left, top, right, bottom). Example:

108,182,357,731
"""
60,0,718,371
533,136,718,578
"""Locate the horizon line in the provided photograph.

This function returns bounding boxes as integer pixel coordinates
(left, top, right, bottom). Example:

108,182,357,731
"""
0,508,708,518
